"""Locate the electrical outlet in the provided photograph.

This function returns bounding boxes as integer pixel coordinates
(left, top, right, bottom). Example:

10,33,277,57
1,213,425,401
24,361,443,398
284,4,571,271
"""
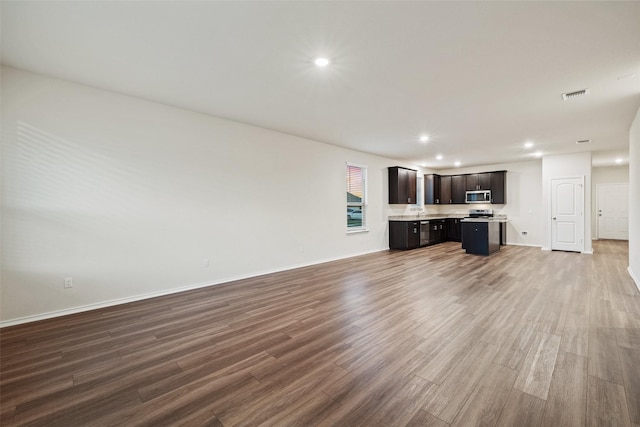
521,231,528,236
203,259,210,268
64,277,73,288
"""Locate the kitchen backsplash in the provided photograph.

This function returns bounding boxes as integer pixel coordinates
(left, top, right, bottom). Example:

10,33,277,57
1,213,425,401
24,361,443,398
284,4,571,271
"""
386,203,507,217
385,204,439,217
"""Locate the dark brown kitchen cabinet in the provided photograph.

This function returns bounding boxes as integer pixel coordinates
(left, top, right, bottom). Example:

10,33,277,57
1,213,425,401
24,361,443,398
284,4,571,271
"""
424,174,441,204
462,221,500,255
451,175,466,204
490,171,506,204
466,173,491,191
389,221,420,250
388,167,417,204
466,174,477,191
446,218,462,242
440,176,452,204
429,219,446,244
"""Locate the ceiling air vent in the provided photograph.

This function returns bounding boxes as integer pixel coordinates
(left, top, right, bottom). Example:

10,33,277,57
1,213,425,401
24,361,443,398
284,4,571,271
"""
562,89,590,100
576,139,590,144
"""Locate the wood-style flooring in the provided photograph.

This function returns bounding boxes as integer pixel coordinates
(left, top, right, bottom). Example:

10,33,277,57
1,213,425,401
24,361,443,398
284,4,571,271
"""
1,240,639,426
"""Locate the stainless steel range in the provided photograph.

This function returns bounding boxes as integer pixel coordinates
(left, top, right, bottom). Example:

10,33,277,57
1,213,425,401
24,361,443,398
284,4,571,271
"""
467,208,494,218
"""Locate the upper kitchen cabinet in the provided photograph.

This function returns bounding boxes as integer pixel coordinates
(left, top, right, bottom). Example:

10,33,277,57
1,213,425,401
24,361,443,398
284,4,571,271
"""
424,174,441,204
388,167,417,204
440,175,452,204
464,171,506,203
490,171,506,204
451,175,467,204
466,173,491,191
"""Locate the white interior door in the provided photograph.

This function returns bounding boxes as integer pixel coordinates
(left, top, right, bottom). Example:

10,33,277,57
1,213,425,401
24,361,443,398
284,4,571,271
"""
551,177,584,252
597,183,629,240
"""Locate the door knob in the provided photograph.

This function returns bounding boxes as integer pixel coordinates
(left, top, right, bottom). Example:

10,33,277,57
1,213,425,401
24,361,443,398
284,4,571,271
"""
552,217,556,220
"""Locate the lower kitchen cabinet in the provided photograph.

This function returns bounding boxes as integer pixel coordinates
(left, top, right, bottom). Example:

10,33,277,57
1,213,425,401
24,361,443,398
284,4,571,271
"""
446,218,462,242
389,217,465,250
389,221,420,250
429,219,446,245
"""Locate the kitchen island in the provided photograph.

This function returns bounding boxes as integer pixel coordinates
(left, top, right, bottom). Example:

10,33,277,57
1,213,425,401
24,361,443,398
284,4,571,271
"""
461,218,507,255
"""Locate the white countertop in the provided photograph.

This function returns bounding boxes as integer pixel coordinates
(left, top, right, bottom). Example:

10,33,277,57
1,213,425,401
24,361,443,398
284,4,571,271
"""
460,217,508,223
388,214,467,221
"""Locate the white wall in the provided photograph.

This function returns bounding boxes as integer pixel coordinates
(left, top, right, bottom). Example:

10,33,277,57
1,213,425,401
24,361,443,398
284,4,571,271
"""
541,152,593,253
591,165,629,238
629,106,640,290
438,160,543,247
0,67,424,324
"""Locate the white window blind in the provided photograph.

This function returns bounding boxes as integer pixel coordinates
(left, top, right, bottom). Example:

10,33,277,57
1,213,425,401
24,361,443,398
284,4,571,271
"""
346,163,367,230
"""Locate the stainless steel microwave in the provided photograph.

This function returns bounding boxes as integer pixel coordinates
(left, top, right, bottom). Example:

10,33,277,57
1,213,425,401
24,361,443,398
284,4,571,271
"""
466,190,491,204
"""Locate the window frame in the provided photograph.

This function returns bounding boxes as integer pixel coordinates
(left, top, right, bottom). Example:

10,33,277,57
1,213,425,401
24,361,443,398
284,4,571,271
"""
346,162,368,233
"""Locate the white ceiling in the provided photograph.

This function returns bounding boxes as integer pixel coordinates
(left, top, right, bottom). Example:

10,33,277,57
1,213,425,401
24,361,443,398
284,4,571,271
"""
2,1,639,169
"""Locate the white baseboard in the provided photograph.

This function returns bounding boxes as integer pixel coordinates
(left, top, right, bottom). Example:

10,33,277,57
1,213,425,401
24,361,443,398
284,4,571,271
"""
0,248,386,328
506,242,542,248
539,246,592,254
0,281,223,328
629,266,640,293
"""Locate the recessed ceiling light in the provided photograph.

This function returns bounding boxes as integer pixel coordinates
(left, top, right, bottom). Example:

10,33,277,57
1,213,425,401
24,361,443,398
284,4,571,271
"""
314,57,330,67
615,158,623,164
454,161,461,167
524,141,534,149
533,151,543,157
436,154,443,160
419,135,429,143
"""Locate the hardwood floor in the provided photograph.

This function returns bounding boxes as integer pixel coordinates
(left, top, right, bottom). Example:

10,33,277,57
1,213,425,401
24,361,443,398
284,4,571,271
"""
1,240,639,426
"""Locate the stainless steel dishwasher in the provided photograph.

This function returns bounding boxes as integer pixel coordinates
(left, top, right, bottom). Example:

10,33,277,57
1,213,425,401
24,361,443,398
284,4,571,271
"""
420,221,430,246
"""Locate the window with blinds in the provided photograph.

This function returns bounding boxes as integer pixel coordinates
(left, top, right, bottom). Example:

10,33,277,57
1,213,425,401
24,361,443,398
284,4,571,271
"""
346,163,367,230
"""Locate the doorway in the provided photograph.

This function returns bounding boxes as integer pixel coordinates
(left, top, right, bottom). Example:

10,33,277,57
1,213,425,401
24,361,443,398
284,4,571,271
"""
551,177,584,252
596,183,629,240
